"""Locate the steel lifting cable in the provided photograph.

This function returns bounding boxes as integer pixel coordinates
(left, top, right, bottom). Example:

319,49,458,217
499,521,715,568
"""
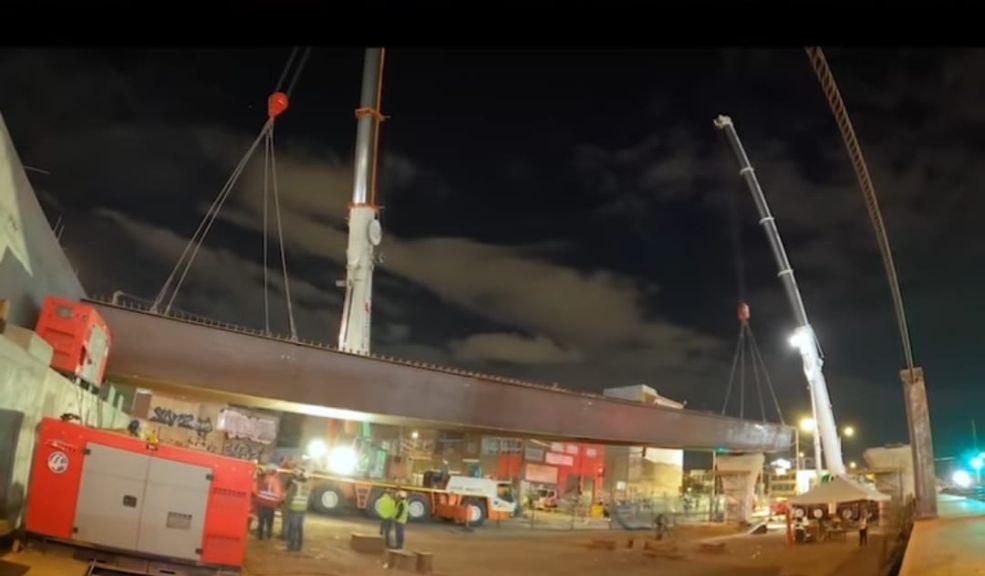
721,325,744,416
722,163,750,416
749,329,767,421
262,46,309,335
268,127,299,340
153,47,311,324
721,144,786,423
152,125,271,313
262,119,271,333
738,327,746,419
748,328,785,424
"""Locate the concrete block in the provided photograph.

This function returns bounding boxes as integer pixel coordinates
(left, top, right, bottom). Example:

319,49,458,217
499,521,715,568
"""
698,541,727,555
415,552,434,574
588,538,617,550
350,533,386,554
644,549,686,560
385,549,416,571
2,325,52,366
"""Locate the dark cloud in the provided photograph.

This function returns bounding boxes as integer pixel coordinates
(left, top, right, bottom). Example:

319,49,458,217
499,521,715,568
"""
4,48,985,457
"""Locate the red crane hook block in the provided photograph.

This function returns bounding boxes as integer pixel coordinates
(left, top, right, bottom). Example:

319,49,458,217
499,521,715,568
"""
268,92,289,119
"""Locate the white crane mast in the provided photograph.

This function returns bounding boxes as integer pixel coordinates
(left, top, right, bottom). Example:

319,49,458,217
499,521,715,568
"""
338,48,385,354
714,115,847,477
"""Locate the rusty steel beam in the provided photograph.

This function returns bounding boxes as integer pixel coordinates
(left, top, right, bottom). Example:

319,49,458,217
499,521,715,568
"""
90,301,794,451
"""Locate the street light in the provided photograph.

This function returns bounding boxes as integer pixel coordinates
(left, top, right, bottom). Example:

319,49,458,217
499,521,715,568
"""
843,426,855,438
952,469,973,489
849,461,857,470
799,417,816,433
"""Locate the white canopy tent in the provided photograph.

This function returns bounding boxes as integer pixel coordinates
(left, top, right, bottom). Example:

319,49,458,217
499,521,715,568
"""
790,476,891,505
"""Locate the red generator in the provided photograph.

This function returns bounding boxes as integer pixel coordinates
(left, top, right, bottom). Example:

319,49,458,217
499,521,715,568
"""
25,418,253,570
34,296,112,387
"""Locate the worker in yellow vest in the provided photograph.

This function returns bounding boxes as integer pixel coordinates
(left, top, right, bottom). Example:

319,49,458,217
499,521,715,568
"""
393,490,410,549
284,468,310,551
378,490,397,547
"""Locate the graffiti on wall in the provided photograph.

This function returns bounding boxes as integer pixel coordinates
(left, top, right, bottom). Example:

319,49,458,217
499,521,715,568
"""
148,407,214,439
217,408,278,444
223,438,268,462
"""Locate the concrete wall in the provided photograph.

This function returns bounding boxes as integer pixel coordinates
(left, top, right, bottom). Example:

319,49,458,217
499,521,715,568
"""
605,445,684,499
600,386,685,500
0,330,127,526
0,112,84,328
130,391,279,464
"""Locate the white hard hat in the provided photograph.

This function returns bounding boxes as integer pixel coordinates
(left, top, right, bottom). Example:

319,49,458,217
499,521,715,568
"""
396,490,408,499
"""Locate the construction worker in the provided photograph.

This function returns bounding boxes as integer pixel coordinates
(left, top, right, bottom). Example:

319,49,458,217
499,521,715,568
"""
859,509,870,546
378,489,397,547
253,465,283,540
284,468,310,551
247,462,261,533
393,491,410,549
277,459,296,541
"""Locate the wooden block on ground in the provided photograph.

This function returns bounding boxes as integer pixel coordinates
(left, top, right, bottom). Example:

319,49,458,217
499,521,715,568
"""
588,538,617,550
644,549,686,561
415,551,434,574
386,549,417,571
698,541,727,555
350,533,386,555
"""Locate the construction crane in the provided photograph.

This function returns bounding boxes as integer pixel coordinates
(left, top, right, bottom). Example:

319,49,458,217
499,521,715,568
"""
338,48,386,354
804,47,937,518
714,115,847,477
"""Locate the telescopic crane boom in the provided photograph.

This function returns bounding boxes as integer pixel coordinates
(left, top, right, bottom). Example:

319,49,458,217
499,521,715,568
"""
338,48,386,354
714,115,847,477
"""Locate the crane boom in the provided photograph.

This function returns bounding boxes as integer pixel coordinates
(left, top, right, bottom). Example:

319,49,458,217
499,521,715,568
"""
714,115,847,477
338,48,386,354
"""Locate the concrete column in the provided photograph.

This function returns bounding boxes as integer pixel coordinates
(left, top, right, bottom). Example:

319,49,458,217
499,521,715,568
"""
901,367,938,519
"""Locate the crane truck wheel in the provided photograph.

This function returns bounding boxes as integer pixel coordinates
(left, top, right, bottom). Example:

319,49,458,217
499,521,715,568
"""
310,483,347,515
461,497,486,527
405,493,431,523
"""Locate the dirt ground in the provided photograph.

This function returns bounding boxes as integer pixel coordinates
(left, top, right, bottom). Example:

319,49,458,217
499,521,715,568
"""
2,514,890,576
242,514,889,576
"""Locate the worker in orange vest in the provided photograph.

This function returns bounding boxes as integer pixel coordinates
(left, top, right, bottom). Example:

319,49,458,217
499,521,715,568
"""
253,464,283,540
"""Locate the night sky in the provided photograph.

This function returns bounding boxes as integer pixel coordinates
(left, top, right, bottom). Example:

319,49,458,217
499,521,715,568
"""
2,48,983,462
